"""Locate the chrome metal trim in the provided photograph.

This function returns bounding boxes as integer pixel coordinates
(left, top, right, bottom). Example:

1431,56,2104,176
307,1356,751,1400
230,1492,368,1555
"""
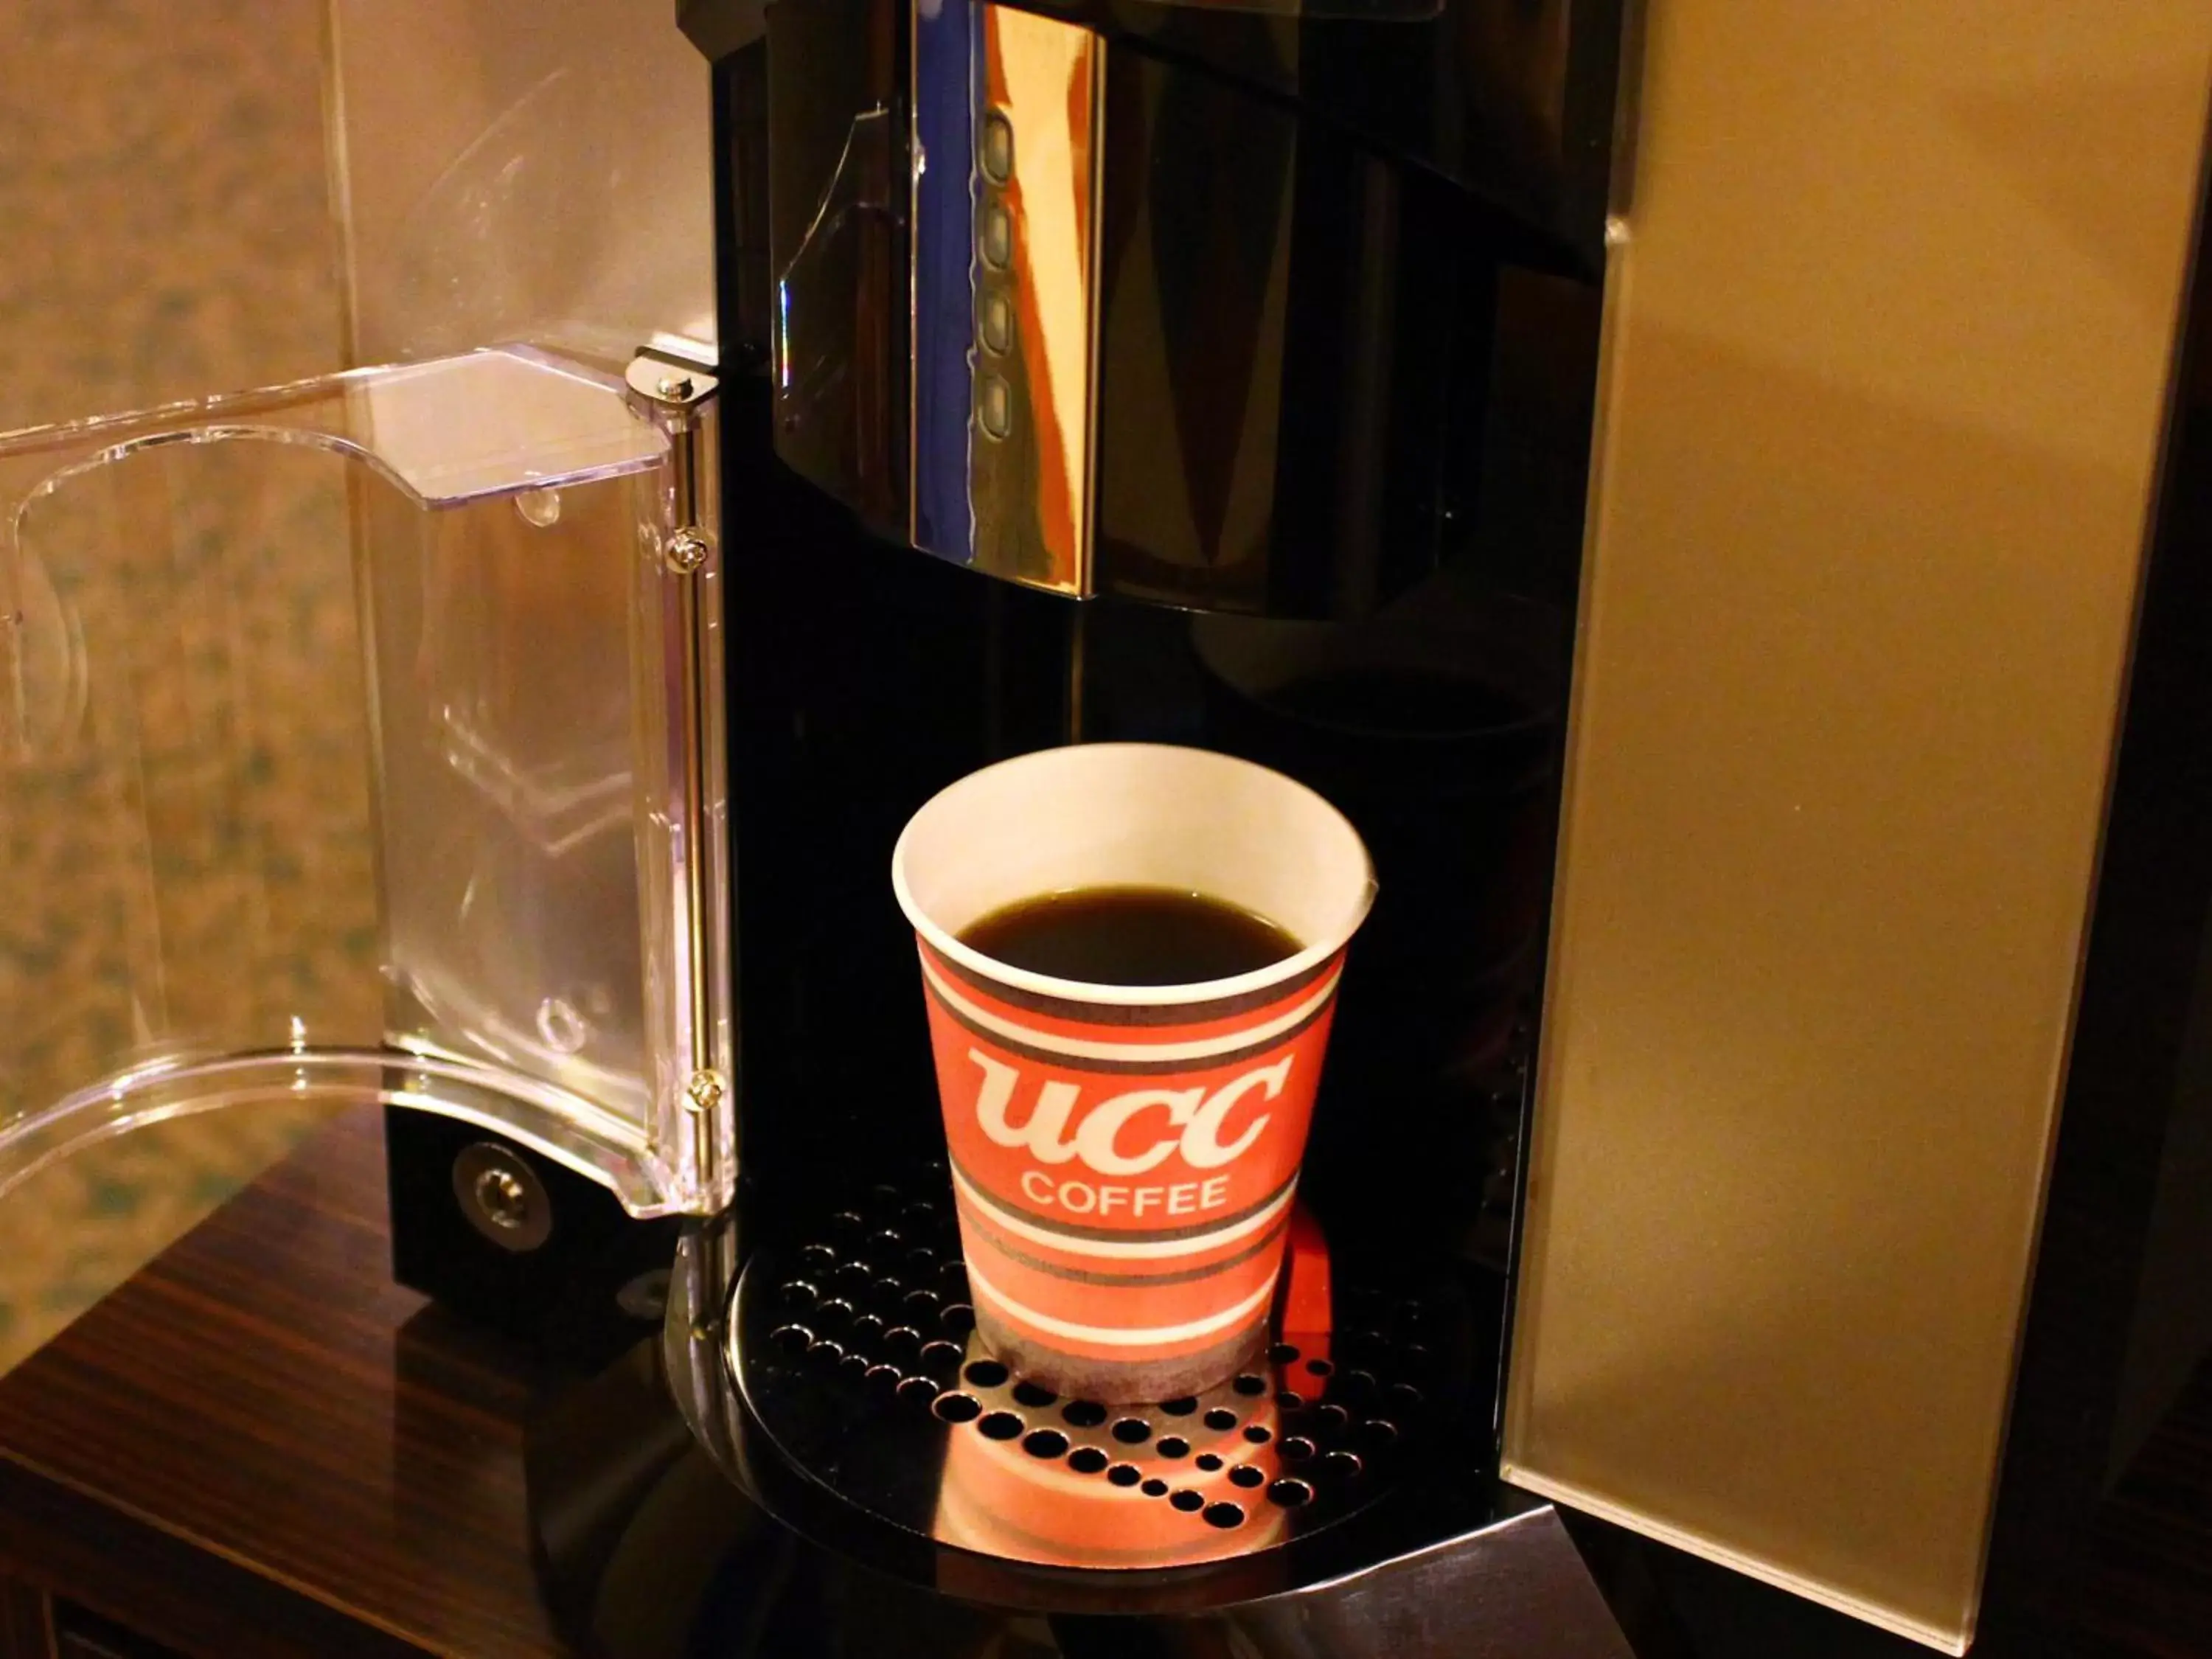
912,0,1102,597
627,348,734,1213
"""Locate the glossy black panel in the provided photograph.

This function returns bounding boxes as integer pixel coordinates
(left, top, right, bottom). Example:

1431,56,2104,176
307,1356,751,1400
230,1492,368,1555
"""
687,0,1626,267
765,0,908,534
736,0,1614,616
1091,47,1483,615
721,41,775,363
1189,600,1558,1267
994,0,1626,264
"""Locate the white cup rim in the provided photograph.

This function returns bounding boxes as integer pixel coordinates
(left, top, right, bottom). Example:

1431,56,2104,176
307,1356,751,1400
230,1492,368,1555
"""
891,743,1377,1008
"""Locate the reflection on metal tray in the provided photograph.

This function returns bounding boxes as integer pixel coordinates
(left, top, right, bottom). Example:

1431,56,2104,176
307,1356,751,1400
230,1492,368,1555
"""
528,1193,1640,1658
727,1172,1460,1571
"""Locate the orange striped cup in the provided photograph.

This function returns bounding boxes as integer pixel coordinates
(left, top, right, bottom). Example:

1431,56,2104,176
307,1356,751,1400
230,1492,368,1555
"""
892,744,1374,1404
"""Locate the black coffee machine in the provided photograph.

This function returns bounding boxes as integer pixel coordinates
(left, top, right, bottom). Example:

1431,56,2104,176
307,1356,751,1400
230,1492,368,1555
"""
521,3,2212,1656
9,1,2211,1655
515,5,1637,1651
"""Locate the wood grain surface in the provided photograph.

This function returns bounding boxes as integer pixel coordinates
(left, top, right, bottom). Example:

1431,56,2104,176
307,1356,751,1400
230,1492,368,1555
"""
0,1109,573,1659
0,1577,53,1659
2072,1357,2212,1658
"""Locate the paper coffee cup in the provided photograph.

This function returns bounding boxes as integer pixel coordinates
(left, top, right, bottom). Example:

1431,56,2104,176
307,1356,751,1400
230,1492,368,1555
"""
891,743,1374,1404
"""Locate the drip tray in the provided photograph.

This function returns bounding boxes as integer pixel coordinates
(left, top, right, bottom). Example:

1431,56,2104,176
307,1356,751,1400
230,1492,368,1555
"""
727,1175,1455,1571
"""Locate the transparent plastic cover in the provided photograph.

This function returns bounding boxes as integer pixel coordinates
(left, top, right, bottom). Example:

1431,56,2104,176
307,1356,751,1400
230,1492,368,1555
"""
0,348,731,1217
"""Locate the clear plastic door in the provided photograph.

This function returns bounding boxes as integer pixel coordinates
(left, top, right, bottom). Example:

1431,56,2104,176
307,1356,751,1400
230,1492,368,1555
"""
0,347,731,1219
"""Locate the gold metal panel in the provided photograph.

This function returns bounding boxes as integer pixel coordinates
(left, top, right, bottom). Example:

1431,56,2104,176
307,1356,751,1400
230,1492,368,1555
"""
1502,4,2212,1651
972,5,1102,594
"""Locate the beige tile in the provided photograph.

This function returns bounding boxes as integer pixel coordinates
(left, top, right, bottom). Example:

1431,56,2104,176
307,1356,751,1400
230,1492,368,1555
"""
0,0,349,1371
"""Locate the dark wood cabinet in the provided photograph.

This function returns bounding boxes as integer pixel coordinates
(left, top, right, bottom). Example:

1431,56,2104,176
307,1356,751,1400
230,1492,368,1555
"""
0,1110,571,1659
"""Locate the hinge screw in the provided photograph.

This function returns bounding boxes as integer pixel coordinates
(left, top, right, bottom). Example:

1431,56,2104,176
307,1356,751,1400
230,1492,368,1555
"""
664,528,712,574
472,1166,530,1230
684,1070,726,1115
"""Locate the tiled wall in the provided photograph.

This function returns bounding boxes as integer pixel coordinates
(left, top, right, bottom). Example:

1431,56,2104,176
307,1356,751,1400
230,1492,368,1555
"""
0,0,349,1370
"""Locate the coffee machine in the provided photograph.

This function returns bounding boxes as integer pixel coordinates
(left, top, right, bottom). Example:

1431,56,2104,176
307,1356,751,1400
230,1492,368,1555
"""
4,1,2212,1655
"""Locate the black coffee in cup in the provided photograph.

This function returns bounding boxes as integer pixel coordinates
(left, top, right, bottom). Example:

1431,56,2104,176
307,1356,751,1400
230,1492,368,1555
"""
959,886,1299,986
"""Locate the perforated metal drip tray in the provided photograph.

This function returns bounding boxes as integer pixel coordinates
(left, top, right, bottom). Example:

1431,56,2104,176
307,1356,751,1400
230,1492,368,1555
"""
726,1172,1464,1571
